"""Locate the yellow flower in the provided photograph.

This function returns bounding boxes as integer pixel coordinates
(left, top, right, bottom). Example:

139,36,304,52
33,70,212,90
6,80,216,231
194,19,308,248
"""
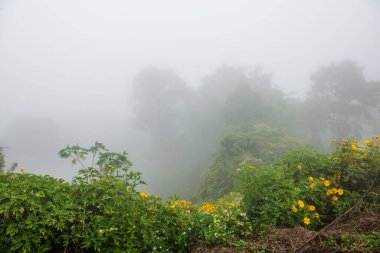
298,200,305,208
326,189,332,196
291,205,298,213
199,203,216,213
364,140,373,146
140,192,150,198
351,144,357,151
361,153,368,159
303,217,310,225
308,176,313,181
19,168,26,174
296,165,302,171
319,177,326,181
314,213,320,219
324,180,331,187
354,140,360,145
310,183,316,189
307,205,316,212
331,188,337,194
337,189,344,196
374,134,380,140
171,200,193,209
331,196,338,202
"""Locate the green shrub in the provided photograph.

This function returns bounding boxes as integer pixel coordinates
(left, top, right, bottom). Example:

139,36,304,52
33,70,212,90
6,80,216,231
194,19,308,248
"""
197,124,303,200
236,162,298,228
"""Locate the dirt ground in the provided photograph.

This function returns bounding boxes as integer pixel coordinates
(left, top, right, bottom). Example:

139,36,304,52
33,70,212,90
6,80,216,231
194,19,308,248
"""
190,208,380,253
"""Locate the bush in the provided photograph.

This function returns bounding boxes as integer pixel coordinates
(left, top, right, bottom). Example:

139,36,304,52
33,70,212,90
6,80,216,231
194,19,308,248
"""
236,162,298,228
197,124,303,200
237,135,380,230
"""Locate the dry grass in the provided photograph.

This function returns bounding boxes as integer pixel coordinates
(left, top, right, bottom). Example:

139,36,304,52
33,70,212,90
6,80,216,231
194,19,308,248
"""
190,208,380,253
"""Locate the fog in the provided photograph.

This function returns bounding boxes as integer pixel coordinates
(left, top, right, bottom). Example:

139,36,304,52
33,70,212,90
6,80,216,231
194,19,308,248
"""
1,0,379,197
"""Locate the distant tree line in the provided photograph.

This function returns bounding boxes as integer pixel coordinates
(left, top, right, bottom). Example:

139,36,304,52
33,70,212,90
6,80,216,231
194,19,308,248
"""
130,60,380,199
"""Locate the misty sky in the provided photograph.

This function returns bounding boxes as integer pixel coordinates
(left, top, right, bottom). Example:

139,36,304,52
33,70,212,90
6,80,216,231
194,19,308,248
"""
0,0,379,181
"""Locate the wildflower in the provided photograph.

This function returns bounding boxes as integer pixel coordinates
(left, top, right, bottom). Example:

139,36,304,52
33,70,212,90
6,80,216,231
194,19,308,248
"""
361,153,368,159
171,200,193,209
331,196,338,202
331,188,338,194
310,183,316,189
324,180,331,187
307,205,316,212
303,217,310,225
354,140,360,145
308,176,313,181
296,165,302,171
314,213,320,219
351,144,357,151
140,192,150,198
337,189,344,196
319,177,326,181
291,205,298,213
375,134,380,140
19,168,26,174
298,200,305,208
326,189,332,196
364,140,373,146
199,203,216,213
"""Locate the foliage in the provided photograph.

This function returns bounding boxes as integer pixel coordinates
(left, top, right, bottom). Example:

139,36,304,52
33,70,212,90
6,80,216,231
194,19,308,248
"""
331,136,380,192
0,143,254,252
197,124,303,200
168,192,252,245
58,141,144,186
0,146,5,173
324,232,380,252
237,135,380,230
236,162,298,228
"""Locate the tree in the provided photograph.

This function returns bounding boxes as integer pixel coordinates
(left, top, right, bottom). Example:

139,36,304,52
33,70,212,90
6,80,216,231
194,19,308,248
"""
304,60,380,145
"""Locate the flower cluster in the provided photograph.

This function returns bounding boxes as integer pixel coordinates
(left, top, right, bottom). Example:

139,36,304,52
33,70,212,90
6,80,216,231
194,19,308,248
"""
291,199,319,226
199,203,216,213
170,200,193,209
